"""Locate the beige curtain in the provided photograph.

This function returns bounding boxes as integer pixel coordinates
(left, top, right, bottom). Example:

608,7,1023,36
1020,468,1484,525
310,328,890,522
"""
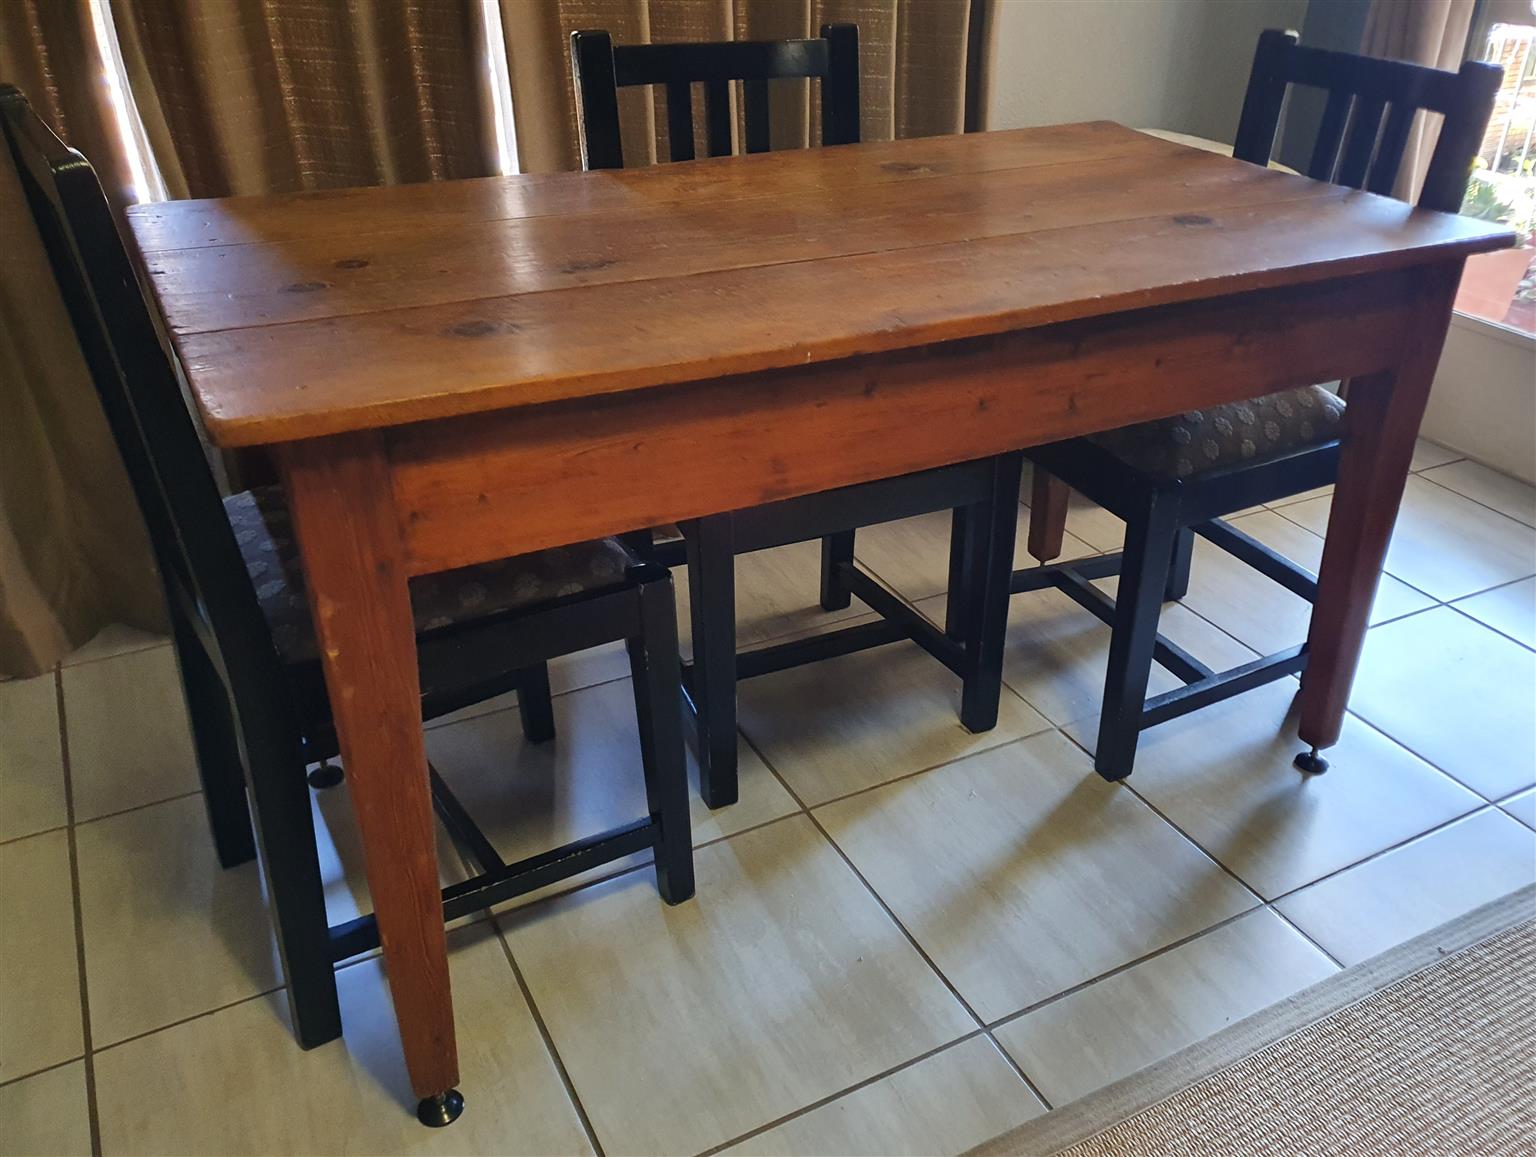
0,0,139,208
1362,0,1477,202
500,0,972,173
108,0,499,198
0,143,166,678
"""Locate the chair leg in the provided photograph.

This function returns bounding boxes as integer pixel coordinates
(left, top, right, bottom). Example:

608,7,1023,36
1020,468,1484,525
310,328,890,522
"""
243,730,342,1048
684,514,739,808
629,577,695,905
959,455,1024,733
819,530,856,611
170,614,257,868
1163,528,1195,602
1027,469,1070,563
944,506,971,639
517,662,556,744
1094,492,1183,781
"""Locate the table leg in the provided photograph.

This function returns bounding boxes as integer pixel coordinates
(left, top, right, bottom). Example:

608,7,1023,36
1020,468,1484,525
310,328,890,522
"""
275,431,462,1126
1299,261,1464,760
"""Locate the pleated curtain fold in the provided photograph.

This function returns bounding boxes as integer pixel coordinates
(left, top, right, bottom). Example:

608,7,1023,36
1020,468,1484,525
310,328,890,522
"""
106,0,500,199
0,0,977,676
499,0,974,173
1361,0,1477,202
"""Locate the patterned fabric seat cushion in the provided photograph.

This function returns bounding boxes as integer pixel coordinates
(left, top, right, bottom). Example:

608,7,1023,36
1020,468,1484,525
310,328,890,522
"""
1088,385,1345,480
226,486,634,665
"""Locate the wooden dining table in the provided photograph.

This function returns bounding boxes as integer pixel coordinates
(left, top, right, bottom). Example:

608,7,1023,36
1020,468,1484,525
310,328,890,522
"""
125,121,1512,1116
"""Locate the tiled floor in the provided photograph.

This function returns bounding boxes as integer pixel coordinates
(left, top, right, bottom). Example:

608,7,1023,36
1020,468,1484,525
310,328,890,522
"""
2,438,1533,1156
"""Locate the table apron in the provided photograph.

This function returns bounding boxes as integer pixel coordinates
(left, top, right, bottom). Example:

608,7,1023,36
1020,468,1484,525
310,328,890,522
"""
387,265,1425,576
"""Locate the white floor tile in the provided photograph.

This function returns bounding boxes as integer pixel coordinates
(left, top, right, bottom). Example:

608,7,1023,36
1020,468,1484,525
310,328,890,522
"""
724,1036,1044,1156
0,674,67,843
502,815,973,1156
851,507,1092,603
994,909,1336,1106
1453,577,1536,650
816,732,1258,1023
1348,607,1536,800
75,790,466,1047
75,794,280,1047
1180,511,1432,656
1420,459,1536,528
0,1061,92,1157
1408,438,1462,474
997,583,1256,729
428,679,799,899
1275,809,1536,965
62,644,199,822
93,924,591,1156
1501,788,1536,830
1279,475,1536,602
0,831,83,1081
738,640,1050,807
60,624,168,668
1081,680,1482,899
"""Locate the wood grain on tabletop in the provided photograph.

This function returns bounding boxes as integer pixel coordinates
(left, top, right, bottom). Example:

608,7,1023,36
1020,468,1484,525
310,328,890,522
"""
390,267,1424,574
126,122,1515,449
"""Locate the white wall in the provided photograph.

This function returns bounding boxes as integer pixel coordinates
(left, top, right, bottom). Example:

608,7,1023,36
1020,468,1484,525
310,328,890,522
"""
1423,318,1536,483
984,0,1310,142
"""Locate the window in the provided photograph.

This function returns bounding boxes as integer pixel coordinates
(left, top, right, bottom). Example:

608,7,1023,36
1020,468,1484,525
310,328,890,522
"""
1456,9,1536,336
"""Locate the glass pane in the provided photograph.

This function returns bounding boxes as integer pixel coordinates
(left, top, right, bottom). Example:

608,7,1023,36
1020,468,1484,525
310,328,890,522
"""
1458,17,1536,335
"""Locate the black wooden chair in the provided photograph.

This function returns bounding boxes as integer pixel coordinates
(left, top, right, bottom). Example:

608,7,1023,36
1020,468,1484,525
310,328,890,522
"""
2,84,694,1097
571,25,1025,807
1019,30,1502,781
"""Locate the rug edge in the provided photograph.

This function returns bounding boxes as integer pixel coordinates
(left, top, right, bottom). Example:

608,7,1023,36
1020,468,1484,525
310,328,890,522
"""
963,883,1536,1157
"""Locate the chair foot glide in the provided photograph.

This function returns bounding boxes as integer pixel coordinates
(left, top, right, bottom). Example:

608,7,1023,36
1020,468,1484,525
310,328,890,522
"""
307,761,344,789
416,1090,464,1127
1293,747,1330,775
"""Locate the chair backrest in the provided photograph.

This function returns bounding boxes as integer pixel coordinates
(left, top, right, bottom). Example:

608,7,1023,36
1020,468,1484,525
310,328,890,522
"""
1233,28,1502,213
0,85,292,739
571,23,859,170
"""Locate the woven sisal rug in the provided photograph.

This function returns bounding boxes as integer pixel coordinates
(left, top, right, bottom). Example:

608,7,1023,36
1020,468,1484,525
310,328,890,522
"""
968,886,1536,1157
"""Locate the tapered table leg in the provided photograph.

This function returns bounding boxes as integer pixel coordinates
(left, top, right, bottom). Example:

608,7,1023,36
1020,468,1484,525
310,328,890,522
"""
1299,260,1465,755
275,431,462,1124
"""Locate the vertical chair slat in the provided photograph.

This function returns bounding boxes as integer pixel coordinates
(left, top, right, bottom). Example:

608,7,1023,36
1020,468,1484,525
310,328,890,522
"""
704,79,733,156
665,80,695,162
1307,89,1352,181
743,77,770,153
1366,102,1415,195
1336,94,1386,188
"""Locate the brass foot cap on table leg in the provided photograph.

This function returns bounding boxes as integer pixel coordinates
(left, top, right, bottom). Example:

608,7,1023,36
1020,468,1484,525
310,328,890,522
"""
1293,747,1330,775
417,1090,464,1127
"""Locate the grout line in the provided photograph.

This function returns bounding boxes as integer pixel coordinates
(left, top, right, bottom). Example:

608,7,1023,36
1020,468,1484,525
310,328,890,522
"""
985,905,1258,1035
0,820,71,849
734,728,1069,1120
57,637,171,672
55,670,103,1157
0,1054,89,1092
65,787,206,834
1266,905,1345,970
1444,593,1536,655
696,1028,992,1156
87,984,289,1056
1414,467,1536,532
788,728,1047,815
487,917,607,1157
984,1028,1055,1111
1262,804,1499,908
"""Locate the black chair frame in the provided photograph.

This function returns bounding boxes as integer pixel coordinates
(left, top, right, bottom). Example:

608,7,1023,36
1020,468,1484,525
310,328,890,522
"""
1017,29,1502,782
572,24,859,168
571,25,1024,807
2,85,694,1072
